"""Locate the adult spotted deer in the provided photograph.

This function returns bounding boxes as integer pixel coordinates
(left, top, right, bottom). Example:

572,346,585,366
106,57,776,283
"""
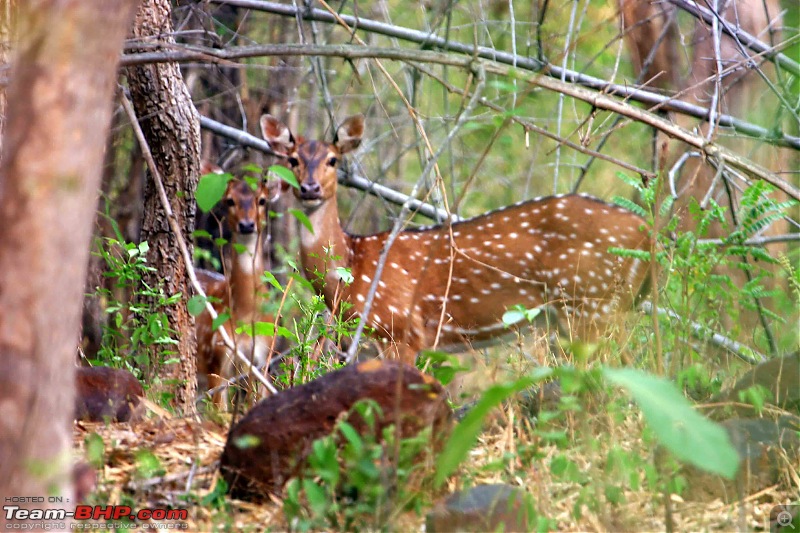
261,114,650,363
196,179,275,407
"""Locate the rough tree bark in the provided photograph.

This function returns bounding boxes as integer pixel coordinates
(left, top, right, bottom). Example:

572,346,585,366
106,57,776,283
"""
0,0,138,521
0,0,16,155
126,0,200,414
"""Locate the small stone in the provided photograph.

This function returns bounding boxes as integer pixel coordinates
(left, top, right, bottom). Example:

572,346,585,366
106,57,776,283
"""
426,484,531,532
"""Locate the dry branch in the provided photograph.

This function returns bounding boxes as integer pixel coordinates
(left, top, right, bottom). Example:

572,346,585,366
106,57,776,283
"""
187,0,800,150
121,41,800,152
666,0,800,77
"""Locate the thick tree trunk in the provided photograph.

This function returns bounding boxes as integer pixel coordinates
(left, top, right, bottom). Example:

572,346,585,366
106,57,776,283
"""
126,0,200,414
0,0,137,522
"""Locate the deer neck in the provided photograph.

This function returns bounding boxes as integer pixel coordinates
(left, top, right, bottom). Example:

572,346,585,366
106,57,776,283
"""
298,197,353,307
228,231,264,319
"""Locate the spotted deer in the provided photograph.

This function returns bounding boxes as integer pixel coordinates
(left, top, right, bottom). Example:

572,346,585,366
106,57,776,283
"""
196,179,275,407
261,114,650,363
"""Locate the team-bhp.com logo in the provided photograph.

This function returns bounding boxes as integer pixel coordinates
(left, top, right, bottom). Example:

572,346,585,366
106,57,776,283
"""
4,504,189,529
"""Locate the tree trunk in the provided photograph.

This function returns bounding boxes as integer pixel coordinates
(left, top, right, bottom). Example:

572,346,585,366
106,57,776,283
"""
0,0,138,521
126,0,200,414
0,0,17,156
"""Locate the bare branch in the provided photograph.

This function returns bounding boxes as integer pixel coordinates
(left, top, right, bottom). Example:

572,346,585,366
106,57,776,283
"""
121,42,800,152
666,0,800,77
640,302,766,365
188,0,800,150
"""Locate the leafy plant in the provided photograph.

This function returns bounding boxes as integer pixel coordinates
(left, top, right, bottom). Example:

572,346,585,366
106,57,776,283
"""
283,400,437,532
92,215,180,384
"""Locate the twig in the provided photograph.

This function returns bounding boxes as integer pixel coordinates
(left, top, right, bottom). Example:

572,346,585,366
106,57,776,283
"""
639,301,766,365
128,464,218,491
490,61,800,200
120,92,277,395
705,0,723,141
187,0,800,150
697,233,800,246
553,0,580,191
198,347,293,405
666,0,800,77
344,64,486,363
668,151,702,198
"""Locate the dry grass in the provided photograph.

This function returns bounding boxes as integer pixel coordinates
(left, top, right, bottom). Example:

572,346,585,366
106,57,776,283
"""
72,355,798,532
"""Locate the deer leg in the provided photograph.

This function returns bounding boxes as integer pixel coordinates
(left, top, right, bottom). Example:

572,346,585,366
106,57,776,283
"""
210,345,232,410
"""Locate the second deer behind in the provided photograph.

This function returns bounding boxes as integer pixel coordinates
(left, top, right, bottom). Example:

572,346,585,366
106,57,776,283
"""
261,114,651,363
196,178,276,408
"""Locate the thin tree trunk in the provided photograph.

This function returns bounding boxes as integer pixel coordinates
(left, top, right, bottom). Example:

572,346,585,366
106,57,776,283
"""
0,0,16,157
0,0,138,522
126,0,200,414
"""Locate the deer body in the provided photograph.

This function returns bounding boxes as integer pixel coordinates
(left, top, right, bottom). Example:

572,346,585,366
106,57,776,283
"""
261,114,650,362
196,179,274,407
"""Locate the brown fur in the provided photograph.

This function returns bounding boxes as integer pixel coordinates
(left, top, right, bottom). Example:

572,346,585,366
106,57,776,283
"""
195,179,276,408
261,114,651,363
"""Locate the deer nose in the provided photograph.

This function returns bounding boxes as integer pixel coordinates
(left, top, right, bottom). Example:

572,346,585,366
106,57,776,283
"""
300,180,321,198
238,220,256,234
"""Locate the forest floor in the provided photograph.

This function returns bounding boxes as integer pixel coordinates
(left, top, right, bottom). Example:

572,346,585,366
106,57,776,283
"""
72,394,798,532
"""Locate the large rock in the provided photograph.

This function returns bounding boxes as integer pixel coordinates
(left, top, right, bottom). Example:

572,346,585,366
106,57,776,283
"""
220,360,452,500
75,366,144,423
683,416,800,501
711,353,800,418
426,484,531,532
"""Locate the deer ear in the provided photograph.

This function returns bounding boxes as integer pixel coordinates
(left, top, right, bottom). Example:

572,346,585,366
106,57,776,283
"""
260,115,296,157
200,161,224,175
333,114,364,154
262,178,290,203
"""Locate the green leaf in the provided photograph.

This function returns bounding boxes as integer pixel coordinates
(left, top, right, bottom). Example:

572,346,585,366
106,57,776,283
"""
338,421,364,456
233,434,261,449
237,321,276,337
187,295,207,316
302,479,329,517
193,229,213,239
134,449,163,478
261,271,284,291
196,172,231,213
289,208,315,234
335,266,354,284
502,308,526,326
211,312,230,331
502,305,542,326
269,164,299,189
435,375,540,486
603,367,739,479
84,432,105,468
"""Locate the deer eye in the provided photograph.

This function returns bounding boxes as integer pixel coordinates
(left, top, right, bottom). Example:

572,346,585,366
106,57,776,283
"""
327,157,338,167
258,197,267,206
225,198,235,207
287,157,299,167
